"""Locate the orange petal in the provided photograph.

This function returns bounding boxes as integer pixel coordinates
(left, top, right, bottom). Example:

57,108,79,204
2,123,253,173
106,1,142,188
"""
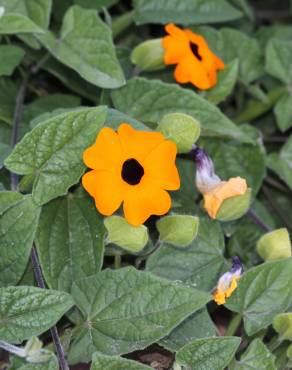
82,170,125,216
123,179,171,226
143,140,180,190
83,127,125,171
204,177,247,219
174,56,213,90
118,123,165,163
165,23,186,38
163,25,190,65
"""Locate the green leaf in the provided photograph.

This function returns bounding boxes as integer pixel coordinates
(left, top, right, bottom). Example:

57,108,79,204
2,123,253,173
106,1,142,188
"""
161,308,216,351
233,339,276,370
5,106,107,205
104,215,148,253
205,137,266,195
267,135,292,190
273,313,292,341
274,93,292,132
35,191,105,292
0,77,18,125
37,5,125,89
0,45,25,76
0,192,40,287
133,0,242,25
256,228,291,261
146,218,227,291
226,258,292,335
9,353,59,370
111,77,251,143
106,108,147,131
0,13,43,34
23,93,81,127
157,113,201,153
0,0,52,28
172,158,199,212
74,0,119,10
196,27,263,84
266,38,292,85
205,59,239,105
0,286,73,343
69,267,210,363
90,352,153,370
176,337,241,370
157,215,199,247
0,143,11,168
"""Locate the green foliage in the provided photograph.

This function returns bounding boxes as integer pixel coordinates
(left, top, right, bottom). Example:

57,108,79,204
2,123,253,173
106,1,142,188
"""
5,106,107,205
104,215,148,252
176,337,241,370
233,339,276,370
90,352,153,370
133,0,242,25
37,6,125,88
0,192,40,286
147,218,227,291
69,267,210,363
111,77,251,142
0,285,73,343
1,1,292,368
36,190,105,292
226,258,292,335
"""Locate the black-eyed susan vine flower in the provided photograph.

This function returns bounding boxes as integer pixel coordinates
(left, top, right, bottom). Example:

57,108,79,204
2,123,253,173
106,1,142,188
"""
82,123,180,226
193,147,248,219
131,23,224,90
213,256,243,305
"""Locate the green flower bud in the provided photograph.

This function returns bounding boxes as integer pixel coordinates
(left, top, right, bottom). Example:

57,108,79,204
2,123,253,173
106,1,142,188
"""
24,337,53,363
104,215,148,253
257,228,291,261
158,113,201,153
131,39,165,71
273,313,292,341
157,214,199,247
216,188,252,222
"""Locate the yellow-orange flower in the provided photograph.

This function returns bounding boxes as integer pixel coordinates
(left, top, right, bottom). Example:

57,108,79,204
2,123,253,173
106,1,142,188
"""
82,123,180,226
162,23,224,90
213,257,243,305
204,177,248,219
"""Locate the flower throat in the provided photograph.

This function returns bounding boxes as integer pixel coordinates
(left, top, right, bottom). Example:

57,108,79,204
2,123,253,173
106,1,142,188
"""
122,158,144,185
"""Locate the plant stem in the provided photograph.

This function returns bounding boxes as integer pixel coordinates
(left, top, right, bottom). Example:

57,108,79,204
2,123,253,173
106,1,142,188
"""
9,71,70,370
31,246,70,370
10,76,28,190
112,10,134,38
0,341,26,358
114,254,122,269
225,313,242,336
247,209,271,232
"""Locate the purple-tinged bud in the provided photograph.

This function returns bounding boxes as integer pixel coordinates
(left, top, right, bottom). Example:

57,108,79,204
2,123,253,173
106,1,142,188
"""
193,147,221,193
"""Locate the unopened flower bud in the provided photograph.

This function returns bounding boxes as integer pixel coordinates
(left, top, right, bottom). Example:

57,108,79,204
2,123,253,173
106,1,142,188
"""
273,313,292,341
257,228,291,261
131,39,165,71
213,256,243,305
24,337,53,363
193,147,249,221
158,113,201,153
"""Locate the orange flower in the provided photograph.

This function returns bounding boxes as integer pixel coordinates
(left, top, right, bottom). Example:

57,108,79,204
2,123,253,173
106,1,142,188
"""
194,147,248,219
204,178,248,219
162,23,224,90
82,123,180,226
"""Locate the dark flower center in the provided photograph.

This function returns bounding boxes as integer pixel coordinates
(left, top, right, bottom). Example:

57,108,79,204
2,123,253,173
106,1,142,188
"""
190,42,202,61
121,158,144,185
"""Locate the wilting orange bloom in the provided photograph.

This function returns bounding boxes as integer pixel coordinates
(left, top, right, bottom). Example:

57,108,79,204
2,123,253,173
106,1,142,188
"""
82,123,180,226
204,177,248,219
162,23,224,90
213,257,243,305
